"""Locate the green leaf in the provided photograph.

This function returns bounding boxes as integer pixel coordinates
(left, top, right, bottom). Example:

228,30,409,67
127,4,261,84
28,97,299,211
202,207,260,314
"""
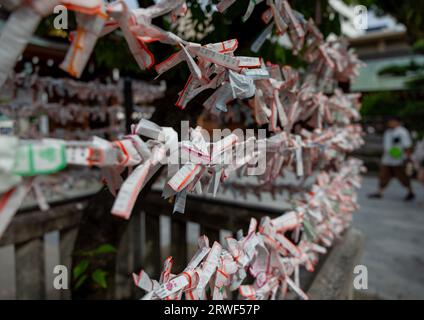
93,244,117,256
413,39,424,54
73,259,89,280
73,249,94,257
92,269,108,289
74,274,88,290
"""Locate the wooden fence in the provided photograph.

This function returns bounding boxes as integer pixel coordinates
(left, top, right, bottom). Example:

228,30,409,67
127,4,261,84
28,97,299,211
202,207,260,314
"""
0,190,363,300
0,190,282,299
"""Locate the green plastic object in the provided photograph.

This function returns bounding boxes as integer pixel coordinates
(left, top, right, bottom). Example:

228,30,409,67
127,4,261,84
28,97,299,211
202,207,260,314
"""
389,146,403,160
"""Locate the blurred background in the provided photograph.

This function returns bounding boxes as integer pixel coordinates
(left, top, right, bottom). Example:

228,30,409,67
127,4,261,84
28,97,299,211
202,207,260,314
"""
0,0,423,300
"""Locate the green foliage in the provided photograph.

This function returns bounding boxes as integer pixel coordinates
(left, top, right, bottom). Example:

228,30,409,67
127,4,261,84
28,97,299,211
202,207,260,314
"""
94,35,144,75
399,98,424,117
35,13,75,39
93,244,118,255
378,60,424,77
91,269,108,289
74,243,117,258
406,75,424,90
72,244,117,291
182,0,341,72
360,92,401,117
413,39,424,54
74,274,88,290
361,91,424,132
73,259,89,281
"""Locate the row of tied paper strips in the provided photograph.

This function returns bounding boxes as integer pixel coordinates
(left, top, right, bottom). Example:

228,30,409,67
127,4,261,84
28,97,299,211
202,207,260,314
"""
0,0,362,134
133,158,364,300
0,118,364,230
0,0,365,299
0,73,167,106
0,0,362,115
0,73,165,139
0,126,365,299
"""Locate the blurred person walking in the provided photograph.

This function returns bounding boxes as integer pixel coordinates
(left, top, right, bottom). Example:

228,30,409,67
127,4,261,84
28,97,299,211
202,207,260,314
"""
369,116,415,201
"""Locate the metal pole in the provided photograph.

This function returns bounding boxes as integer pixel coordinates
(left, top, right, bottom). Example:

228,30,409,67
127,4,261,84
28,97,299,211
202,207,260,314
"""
123,77,134,134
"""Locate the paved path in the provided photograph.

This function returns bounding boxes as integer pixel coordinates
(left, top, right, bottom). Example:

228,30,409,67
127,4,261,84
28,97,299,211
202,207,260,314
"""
353,176,424,299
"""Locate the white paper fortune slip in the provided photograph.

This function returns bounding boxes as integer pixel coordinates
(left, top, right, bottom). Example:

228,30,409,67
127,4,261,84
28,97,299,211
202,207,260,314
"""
0,0,61,87
154,274,189,299
167,163,201,193
111,161,154,219
189,46,240,71
173,189,187,214
60,2,107,78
